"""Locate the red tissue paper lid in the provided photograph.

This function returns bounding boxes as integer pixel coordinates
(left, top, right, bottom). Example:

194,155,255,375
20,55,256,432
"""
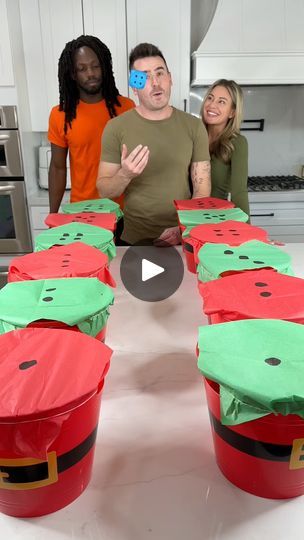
189,220,269,245
174,197,235,211
199,268,304,322
0,327,112,421
45,212,116,231
8,242,115,287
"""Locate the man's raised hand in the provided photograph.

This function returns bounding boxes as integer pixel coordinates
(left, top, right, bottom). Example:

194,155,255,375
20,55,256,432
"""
120,144,149,180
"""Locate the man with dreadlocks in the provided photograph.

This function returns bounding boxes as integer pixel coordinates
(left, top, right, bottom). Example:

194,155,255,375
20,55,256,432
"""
48,35,134,213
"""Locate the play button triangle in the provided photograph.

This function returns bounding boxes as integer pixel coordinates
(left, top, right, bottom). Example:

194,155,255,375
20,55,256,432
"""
120,244,184,302
142,258,165,282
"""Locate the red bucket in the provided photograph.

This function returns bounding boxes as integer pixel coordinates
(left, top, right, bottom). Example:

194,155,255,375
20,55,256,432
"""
174,197,235,211
204,378,304,499
8,243,116,288
185,221,270,275
183,238,197,273
198,269,304,326
175,198,235,240
0,328,112,517
45,212,117,233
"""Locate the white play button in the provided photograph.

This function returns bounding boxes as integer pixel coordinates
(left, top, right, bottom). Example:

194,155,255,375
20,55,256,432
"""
142,258,165,282
120,244,184,302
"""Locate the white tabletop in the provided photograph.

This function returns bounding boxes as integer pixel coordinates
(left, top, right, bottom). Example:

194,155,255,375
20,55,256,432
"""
0,244,303,539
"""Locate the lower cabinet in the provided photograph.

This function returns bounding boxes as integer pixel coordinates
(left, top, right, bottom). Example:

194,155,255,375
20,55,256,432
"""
29,205,49,243
250,201,304,242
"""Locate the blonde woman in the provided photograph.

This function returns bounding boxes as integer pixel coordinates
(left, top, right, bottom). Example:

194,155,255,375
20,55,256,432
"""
201,79,249,216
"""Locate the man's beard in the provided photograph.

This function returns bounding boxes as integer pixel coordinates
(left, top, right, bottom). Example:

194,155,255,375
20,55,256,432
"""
78,81,103,96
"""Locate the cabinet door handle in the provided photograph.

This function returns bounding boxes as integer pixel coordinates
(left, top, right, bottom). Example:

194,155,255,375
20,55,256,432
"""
183,99,187,112
0,185,16,192
250,213,275,217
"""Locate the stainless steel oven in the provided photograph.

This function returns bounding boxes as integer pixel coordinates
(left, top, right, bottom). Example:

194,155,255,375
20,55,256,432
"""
0,106,32,254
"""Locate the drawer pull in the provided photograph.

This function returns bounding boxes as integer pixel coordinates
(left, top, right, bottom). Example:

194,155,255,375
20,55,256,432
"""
250,213,275,217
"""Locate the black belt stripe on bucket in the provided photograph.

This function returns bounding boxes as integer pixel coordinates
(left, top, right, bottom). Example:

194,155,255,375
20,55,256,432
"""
0,426,97,484
210,412,292,461
184,242,194,253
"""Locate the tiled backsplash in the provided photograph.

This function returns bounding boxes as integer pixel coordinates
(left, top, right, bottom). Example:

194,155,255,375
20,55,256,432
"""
190,85,304,177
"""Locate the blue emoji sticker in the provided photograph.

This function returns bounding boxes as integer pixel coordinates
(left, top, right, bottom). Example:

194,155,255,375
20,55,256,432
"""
129,70,147,89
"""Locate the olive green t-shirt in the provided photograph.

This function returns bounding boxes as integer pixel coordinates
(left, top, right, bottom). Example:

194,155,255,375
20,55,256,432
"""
101,108,209,244
211,134,249,217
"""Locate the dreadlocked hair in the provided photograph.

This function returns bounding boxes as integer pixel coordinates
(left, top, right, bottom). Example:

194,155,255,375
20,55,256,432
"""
58,35,121,134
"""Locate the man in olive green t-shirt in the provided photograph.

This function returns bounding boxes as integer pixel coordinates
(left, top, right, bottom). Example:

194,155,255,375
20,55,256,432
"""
97,42,211,245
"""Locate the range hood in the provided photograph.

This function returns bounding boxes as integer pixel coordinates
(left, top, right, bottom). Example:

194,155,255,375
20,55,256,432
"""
191,0,304,86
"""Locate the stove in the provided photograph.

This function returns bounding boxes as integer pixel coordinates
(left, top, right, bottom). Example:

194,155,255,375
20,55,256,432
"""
248,175,304,192
248,175,304,204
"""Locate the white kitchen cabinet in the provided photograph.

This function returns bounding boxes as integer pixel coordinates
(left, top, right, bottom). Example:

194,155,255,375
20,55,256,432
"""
30,205,49,241
126,0,191,111
0,0,14,85
82,0,128,97
20,0,83,131
19,0,128,131
192,0,304,85
250,201,304,242
30,205,49,231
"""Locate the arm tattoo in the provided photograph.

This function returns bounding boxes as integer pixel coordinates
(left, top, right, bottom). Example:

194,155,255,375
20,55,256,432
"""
191,161,211,197
191,161,211,185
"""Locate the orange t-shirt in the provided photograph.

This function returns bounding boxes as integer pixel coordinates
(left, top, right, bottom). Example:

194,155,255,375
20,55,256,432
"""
48,96,135,205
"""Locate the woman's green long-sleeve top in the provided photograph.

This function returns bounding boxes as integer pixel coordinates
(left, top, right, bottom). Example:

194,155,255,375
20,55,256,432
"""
210,134,250,217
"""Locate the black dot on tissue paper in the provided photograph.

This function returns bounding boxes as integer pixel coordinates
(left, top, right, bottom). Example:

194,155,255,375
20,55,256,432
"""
260,291,272,297
224,250,234,255
19,360,37,370
42,296,53,302
265,357,281,366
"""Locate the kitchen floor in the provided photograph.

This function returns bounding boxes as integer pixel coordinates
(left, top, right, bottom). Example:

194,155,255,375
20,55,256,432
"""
0,245,303,540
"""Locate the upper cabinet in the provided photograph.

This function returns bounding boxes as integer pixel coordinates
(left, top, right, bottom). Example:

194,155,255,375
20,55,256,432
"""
20,0,83,131
0,0,14,86
19,0,128,131
19,0,191,130
82,0,128,98
126,0,191,111
192,0,304,85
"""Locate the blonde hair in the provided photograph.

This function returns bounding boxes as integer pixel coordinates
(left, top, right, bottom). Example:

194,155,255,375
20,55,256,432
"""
201,79,244,163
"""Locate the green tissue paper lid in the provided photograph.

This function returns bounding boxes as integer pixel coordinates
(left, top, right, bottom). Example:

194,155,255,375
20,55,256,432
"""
62,198,123,220
178,208,248,237
34,222,116,261
197,240,293,282
0,277,114,337
198,319,304,425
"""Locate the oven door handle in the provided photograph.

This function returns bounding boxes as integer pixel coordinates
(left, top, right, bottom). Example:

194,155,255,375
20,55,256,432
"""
0,271,8,277
0,185,16,193
250,212,275,217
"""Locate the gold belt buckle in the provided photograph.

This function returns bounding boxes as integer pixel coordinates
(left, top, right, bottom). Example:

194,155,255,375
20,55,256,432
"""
0,451,58,490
